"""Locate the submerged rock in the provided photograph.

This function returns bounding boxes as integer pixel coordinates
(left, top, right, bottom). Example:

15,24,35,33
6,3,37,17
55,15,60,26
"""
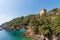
0,28,3,31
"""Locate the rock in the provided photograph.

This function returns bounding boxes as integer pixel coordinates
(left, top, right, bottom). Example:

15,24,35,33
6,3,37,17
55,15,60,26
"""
0,28,2,31
24,26,53,40
58,34,60,40
40,35,45,40
53,35,58,40
45,37,49,40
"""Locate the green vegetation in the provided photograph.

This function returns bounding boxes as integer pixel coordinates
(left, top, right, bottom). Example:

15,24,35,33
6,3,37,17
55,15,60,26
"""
2,8,60,39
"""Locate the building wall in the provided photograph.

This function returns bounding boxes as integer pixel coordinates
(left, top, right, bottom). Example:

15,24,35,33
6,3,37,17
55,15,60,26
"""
40,9,47,16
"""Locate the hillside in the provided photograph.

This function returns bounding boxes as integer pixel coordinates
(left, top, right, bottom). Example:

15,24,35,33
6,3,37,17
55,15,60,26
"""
1,8,60,40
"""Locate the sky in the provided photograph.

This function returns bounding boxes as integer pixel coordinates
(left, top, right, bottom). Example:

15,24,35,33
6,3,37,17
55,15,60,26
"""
0,0,60,25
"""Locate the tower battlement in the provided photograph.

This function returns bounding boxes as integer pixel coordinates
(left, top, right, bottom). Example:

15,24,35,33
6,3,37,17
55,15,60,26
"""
40,9,47,16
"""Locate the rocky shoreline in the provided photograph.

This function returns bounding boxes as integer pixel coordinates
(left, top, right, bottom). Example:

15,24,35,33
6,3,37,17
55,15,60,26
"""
24,27,60,40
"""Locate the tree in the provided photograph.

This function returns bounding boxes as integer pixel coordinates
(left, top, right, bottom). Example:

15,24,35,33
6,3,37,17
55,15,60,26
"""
51,13,60,36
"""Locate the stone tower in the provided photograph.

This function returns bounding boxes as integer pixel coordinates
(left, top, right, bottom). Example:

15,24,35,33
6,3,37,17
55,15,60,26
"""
40,9,47,16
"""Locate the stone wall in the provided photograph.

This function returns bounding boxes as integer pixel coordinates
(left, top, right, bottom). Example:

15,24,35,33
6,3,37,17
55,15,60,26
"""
40,9,47,16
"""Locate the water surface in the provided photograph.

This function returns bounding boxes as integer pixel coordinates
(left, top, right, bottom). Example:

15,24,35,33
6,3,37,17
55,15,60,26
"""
0,29,33,40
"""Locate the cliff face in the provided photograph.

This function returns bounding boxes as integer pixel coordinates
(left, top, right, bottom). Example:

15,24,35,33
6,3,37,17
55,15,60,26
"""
24,26,60,40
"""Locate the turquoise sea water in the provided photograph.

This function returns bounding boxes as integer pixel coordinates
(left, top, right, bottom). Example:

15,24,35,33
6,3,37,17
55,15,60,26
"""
0,29,33,40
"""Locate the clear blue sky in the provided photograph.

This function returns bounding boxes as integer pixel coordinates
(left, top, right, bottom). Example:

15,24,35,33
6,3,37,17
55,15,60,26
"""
0,0,60,25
